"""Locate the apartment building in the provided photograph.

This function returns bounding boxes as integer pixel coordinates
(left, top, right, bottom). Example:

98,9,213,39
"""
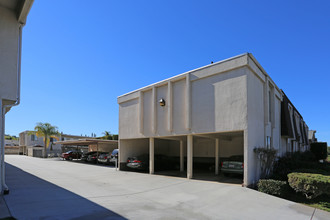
118,53,309,186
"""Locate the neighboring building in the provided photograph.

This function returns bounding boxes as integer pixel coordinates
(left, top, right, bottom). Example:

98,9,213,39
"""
4,139,19,155
281,91,309,154
308,130,317,143
117,53,310,187
0,0,34,194
19,131,92,157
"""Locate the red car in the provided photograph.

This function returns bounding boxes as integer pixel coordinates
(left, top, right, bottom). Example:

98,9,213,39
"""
61,151,82,160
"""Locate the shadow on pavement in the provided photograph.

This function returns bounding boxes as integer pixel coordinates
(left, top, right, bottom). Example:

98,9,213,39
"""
155,169,243,185
4,163,127,220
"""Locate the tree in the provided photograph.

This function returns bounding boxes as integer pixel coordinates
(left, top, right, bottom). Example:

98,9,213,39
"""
102,131,113,140
254,147,278,179
29,122,60,158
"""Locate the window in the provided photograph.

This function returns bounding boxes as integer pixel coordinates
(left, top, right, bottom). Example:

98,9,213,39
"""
31,135,37,141
266,136,272,148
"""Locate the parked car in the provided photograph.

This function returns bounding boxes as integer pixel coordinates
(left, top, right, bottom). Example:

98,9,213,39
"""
97,149,119,165
127,154,149,170
109,149,119,165
126,154,178,171
61,151,82,161
81,151,97,162
220,155,244,176
87,151,108,163
97,152,111,164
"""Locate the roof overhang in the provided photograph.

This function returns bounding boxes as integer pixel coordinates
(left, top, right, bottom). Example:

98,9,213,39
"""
55,139,118,146
0,0,34,25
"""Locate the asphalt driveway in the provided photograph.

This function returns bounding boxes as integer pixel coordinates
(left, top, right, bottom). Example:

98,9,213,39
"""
2,155,329,219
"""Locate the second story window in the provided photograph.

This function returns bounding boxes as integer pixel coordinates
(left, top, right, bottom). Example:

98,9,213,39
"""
31,135,37,141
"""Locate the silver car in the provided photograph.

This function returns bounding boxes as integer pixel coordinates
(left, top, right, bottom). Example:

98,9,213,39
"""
221,155,244,176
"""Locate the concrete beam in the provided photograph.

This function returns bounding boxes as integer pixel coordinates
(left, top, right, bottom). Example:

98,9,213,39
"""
193,134,232,141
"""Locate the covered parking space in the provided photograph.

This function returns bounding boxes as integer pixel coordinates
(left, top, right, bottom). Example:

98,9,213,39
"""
56,139,118,155
119,131,244,183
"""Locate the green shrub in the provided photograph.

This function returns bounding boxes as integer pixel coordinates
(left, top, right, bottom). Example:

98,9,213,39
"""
310,142,328,160
257,179,288,197
112,134,119,140
288,172,330,199
271,151,330,181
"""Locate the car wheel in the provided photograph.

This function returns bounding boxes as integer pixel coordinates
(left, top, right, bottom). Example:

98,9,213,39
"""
68,157,73,161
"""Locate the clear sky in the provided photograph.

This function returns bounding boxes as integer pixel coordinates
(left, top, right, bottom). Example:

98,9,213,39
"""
5,0,330,143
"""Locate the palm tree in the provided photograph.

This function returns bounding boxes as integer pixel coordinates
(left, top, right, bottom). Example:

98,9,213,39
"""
29,123,60,158
102,131,112,140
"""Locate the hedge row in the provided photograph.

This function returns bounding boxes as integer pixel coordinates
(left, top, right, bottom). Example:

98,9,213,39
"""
272,151,330,181
257,179,288,197
288,172,330,199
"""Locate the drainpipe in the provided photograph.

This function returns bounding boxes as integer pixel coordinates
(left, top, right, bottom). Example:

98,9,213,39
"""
1,24,23,194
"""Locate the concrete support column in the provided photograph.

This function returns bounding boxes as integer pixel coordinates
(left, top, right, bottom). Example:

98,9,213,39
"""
215,138,219,175
180,140,184,172
149,137,154,174
187,135,193,179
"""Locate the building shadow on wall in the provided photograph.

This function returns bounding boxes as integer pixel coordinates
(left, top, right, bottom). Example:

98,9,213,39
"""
4,163,127,220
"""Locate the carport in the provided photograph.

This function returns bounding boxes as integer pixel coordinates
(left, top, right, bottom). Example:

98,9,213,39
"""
56,139,118,155
120,131,243,183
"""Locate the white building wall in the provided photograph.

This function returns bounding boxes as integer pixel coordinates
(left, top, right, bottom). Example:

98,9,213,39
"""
119,67,249,139
0,7,19,103
191,68,247,133
245,69,266,185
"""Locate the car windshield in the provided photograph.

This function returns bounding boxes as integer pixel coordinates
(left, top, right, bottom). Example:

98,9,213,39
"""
111,149,118,155
66,151,72,154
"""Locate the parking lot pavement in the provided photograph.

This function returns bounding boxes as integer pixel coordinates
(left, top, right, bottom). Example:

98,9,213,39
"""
3,155,330,220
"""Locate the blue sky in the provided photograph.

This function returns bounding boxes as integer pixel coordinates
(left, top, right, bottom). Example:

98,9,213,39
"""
5,0,330,143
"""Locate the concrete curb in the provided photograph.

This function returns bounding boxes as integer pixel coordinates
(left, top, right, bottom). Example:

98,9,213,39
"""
0,195,11,219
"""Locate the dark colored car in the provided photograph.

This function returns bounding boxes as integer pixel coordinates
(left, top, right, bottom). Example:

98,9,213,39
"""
61,151,82,160
221,155,244,176
127,154,178,171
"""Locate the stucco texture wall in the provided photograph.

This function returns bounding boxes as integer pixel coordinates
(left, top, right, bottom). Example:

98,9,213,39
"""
119,67,248,139
0,6,19,101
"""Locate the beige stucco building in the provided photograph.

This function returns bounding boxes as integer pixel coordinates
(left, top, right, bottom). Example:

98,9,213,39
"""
0,0,34,194
19,131,93,157
118,53,309,187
